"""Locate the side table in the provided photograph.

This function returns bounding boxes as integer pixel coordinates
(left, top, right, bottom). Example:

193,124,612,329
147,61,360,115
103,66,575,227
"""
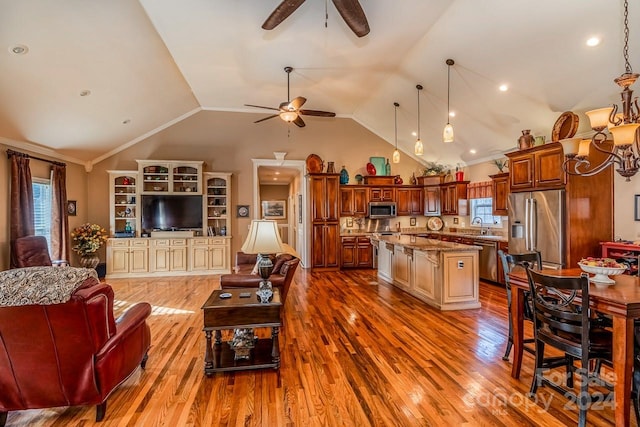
201,288,282,376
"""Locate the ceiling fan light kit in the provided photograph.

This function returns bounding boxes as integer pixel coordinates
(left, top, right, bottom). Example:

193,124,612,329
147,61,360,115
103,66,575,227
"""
561,0,640,181
393,102,400,164
443,59,455,143
414,84,424,155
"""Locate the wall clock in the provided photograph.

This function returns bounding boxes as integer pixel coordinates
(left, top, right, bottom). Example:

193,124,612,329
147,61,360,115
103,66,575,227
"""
237,205,249,218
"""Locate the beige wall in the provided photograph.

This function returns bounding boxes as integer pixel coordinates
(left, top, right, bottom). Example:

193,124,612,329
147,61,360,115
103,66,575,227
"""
88,111,425,257
0,142,88,271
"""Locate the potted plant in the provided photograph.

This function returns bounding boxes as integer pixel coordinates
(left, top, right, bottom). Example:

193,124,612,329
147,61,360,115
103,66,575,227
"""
71,223,108,268
422,162,447,176
492,158,509,173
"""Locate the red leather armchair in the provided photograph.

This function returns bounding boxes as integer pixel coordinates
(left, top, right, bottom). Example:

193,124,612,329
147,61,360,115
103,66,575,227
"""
220,252,299,301
0,272,151,425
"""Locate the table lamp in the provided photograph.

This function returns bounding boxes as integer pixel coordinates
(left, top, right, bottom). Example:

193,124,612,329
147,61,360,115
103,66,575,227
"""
241,220,284,302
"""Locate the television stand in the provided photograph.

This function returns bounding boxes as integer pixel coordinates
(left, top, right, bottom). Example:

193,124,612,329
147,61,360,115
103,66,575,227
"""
150,230,194,238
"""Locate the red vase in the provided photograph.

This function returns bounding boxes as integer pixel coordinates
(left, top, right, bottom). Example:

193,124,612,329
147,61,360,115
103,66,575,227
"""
455,171,464,181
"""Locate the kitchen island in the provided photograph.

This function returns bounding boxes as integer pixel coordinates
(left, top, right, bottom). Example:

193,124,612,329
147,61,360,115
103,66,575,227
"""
371,234,481,310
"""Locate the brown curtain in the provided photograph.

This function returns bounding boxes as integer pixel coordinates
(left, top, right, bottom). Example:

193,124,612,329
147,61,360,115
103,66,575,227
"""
51,164,69,262
9,155,34,268
467,181,493,199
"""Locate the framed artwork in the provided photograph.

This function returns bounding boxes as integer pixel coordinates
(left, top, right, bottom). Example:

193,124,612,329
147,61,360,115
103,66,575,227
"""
410,217,416,226
635,195,640,221
67,200,77,216
262,200,286,219
237,205,250,218
346,217,354,227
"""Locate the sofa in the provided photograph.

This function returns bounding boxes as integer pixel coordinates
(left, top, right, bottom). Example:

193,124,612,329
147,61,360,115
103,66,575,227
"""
0,267,151,425
220,252,299,301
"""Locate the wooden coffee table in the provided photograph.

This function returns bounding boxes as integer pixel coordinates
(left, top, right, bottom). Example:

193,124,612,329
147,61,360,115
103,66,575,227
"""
201,288,282,376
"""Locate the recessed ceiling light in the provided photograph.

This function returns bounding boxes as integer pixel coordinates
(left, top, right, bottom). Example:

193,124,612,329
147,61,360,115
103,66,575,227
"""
80,90,91,97
449,111,456,118
411,131,417,137
122,119,131,125
469,149,477,154
9,44,28,55
586,37,600,47
499,84,509,92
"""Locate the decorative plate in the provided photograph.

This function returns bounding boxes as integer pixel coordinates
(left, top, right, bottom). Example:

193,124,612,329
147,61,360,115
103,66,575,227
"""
551,111,579,141
237,205,249,218
427,217,444,231
366,162,377,175
306,154,324,173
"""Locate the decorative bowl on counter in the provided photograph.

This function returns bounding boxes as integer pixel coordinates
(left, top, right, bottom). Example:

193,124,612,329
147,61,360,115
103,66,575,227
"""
578,257,627,285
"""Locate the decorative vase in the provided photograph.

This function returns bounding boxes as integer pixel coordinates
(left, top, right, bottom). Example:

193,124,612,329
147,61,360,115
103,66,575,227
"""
385,159,391,176
80,254,100,269
339,166,349,184
326,161,335,173
518,130,535,150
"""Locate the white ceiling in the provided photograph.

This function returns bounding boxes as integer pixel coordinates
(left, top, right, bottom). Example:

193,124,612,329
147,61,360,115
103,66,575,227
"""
0,0,637,168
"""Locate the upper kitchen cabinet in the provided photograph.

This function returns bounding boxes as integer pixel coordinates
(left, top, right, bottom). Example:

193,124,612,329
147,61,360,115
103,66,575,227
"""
340,186,368,217
396,187,423,216
489,173,510,216
506,144,565,192
310,173,340,222
423,186,441,216
369,187,396,202
440,181,469,216
137,160,203,194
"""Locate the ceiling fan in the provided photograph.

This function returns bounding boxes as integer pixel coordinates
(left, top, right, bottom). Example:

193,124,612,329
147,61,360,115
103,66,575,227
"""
262,0,370,38
245,66,336,128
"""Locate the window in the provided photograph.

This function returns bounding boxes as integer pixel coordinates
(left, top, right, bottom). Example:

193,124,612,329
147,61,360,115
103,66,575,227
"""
32,178,52,249
470,197,502,227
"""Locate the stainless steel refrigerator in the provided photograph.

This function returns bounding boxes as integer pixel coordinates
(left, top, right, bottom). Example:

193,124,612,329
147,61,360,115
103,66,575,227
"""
508,189,565,269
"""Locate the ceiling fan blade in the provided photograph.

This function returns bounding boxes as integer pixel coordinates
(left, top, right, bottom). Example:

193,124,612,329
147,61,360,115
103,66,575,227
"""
293,116,306,127
245,104,280,111
254,114,279,123
331,0,370,37
299,109,336,117
262,0,306,30
288,96,307,110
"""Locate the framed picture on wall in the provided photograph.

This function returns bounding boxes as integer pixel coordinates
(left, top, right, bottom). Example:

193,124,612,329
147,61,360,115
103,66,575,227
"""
262,200,286,219
67,200,77,216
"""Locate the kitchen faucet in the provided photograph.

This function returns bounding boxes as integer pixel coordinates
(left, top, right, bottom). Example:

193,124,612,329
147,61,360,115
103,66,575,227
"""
471,217,486,235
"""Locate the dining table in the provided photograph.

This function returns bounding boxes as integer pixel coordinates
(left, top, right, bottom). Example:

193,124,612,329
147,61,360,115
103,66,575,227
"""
508,268,640,427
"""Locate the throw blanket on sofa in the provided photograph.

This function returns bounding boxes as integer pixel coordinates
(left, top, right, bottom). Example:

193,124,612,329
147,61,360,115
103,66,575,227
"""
0,266,98,306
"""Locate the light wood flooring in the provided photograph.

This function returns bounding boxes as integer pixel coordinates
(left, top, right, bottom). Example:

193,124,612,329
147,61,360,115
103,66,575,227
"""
5,269,634,426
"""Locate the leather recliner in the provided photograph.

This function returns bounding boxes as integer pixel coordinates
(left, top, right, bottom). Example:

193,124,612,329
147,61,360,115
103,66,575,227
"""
220,252,300,301
14,235,68,267
0,272,151,425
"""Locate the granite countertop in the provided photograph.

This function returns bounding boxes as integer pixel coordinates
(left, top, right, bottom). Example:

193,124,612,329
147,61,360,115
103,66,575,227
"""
370,234,481,252
340,228,507,242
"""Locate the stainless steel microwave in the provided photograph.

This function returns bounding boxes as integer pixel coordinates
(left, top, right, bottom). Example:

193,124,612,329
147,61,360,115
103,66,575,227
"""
368,202,397,219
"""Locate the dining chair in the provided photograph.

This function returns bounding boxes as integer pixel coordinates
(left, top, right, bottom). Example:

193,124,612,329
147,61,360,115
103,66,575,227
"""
497,250,542,361
526,268,613,427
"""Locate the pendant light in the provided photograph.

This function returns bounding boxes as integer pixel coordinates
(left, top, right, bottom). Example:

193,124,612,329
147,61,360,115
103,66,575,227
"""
443,59,455,143
393,102,400,163
414,84,424,155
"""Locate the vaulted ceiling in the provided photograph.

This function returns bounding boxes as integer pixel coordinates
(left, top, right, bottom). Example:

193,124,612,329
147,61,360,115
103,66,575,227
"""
1,0,636,168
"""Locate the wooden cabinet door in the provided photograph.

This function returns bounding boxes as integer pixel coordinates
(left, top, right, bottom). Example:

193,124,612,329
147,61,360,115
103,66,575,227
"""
490,173,509,216
325,175,340,221
110,247,129,274
129,247,148,273
356,238,373,268
310,175,327,221
393,246,412,290
396,188,411,215
340,188,355,216
353,187,368,216
413,250,436,300
170,246,187,271
424,186,441,216
370,187,395,202
190,245,209,271
497,241,508,285
341,237,356,268
535,145,566,188
209,245,226,270
152,246,170,272
323,224,340,268
509,153,534,191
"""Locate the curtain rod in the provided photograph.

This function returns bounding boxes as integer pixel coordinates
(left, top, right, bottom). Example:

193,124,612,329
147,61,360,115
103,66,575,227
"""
6,149,66,167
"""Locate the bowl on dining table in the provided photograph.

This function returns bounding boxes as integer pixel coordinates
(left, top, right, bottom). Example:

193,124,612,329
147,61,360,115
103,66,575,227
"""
578,257,627,285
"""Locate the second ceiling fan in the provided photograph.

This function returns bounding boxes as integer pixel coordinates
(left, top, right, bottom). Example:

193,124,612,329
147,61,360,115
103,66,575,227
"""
245,66,336,128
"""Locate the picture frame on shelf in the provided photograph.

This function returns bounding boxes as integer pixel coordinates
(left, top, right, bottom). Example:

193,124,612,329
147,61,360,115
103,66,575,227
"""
261,200,286,219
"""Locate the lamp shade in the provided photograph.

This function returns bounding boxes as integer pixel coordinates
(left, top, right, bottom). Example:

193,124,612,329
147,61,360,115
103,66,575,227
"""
585,107,614,130
609,123,640,147
241,220,284,254
443,123,454,143
414,139,423,155
279,111,298,122
577,139,591,157
559,138,582,156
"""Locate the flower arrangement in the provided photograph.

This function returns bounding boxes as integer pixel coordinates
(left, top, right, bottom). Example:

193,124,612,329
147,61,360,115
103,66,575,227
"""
71,223,107,256
422,162,447,176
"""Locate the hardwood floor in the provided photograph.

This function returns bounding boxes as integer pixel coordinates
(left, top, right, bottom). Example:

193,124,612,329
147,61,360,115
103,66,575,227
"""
5,269,633,426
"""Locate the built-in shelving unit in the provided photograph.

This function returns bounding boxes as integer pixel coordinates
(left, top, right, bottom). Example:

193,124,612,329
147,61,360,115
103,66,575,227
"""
204,172,231,237
108,171,138,237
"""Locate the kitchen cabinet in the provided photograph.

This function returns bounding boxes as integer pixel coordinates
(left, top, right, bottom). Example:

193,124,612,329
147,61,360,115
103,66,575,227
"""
150,238,188,273
497,241,508,285
396,187,423,216
369,187,395,202
341,236,373,268
137,160,203,194
440,181,469,215
506,144,565,192
423,186,441,216
189,237,229,272
393,246,412,290
310,173,340,271
339,186,368,217
490,172,510,216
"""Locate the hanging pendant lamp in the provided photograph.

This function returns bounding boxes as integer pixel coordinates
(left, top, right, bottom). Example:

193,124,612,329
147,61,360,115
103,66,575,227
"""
443,59,455,143
393,102,400,163
414,84,424,155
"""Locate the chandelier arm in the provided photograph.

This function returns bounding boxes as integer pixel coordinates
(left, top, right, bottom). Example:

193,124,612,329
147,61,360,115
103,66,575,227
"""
589,131,626,165
562,158,612,177
633,97,640,122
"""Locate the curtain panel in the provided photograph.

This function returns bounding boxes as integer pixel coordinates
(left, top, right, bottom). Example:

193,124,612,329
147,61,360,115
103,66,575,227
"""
467,181,493,199
51,164,70,262
9,155,34,268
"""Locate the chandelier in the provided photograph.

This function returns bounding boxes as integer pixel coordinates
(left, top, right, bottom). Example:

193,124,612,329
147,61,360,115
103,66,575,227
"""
561,0,640,181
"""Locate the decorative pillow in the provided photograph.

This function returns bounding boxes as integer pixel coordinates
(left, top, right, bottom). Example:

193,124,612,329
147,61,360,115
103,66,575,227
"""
0,266,98,307
272,254,294,274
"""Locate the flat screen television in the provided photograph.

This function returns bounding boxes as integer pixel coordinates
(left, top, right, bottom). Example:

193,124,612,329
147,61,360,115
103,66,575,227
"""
141,194,202,231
